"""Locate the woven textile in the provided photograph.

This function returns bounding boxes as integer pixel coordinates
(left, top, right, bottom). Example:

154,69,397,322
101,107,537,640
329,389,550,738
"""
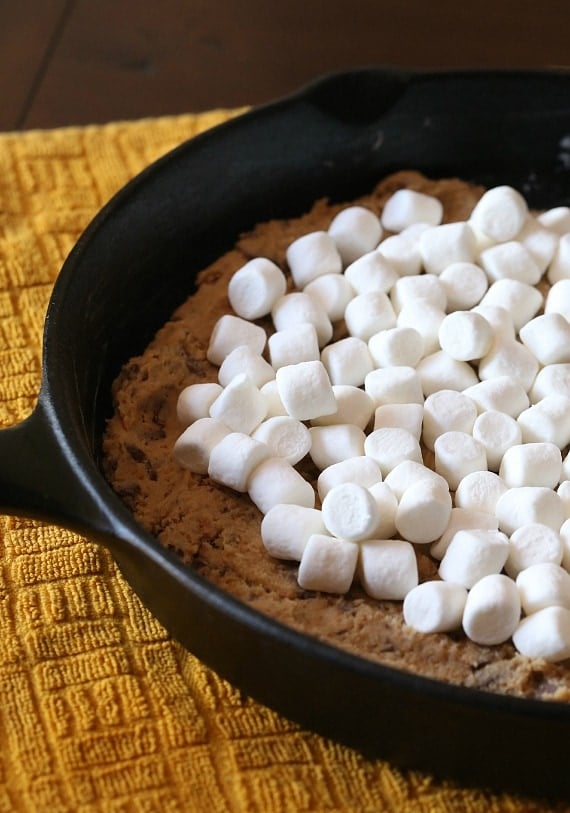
0,110,567,812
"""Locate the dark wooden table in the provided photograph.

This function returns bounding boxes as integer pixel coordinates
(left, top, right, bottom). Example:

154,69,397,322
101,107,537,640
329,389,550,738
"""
3,0,570,131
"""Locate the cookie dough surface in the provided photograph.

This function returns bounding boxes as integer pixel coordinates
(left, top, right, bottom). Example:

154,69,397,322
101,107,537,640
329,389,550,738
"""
102,170,570,701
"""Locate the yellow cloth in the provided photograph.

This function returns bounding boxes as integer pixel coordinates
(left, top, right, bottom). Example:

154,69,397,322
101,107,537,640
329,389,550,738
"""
0,110,567,813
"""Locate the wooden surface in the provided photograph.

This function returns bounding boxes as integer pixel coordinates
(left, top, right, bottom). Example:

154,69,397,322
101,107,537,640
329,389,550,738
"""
3,0,570,131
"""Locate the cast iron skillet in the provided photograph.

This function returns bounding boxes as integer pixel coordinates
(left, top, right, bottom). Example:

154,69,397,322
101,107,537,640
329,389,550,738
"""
1,68,570,799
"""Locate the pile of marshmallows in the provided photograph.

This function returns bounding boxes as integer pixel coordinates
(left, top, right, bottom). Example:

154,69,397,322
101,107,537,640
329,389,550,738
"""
174,182,570,663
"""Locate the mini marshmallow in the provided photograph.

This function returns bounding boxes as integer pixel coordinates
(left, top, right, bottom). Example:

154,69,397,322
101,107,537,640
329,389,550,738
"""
519,313,570,366
310,385,374,430
272,292,333,347
395,477,452,544
317,456,383,501
397,301,446,356
358,539,419,600
403,581,467,633
463,376,529,418
207,314,267,366
321,336,374,387
512,606,570,662
207,432,270,492
438,311,493,361
304,273,355,321
344,292,397,341
252,416,312,465
384,460,448,501
438,529,510,589
377,232,422,277
417,351,478,397
516,562,570,615
419,221,476,275
390,274,447,314
344,251,398,294
505,523,562,579
218,345,275,388
422,389,478,451
364,427,423,477
309,424,366,470
381,188,443,232
285,230,342,288
472,410,522,472
478,279,543,332
545,279,570,322
368,482,398,538
454,471,508,515
516,216,559,274
227,257,287,320
517,394,570,448
275,360,336,421
268,323,320,370
174,418,231,474
209,373,267,434
321,482,380,542
328,205,382,265
499,442,562,489
529,364,570,403
434,431,487,491
538,206,570,235
430,507,499,560
563,453,570,483
248,457,315,514
547,233,570,285
368,326,424,369
373,402,424,440
176,383,223,426
480,241,541,285
260,380,287,417
364,366,424,407
297,533,359,594
471,304,516,341
462,573,521,646
478,339,539,394
469,185,528,242
261,504,326,561
495,487,565,535
557,481,570,518
439,262,488,311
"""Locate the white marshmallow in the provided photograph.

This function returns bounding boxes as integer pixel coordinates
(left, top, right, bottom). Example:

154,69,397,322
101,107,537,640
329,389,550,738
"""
519,313,570,366
261,504,326,561
505,524,562,579
471,304,516,341
297,534,359,594
207,432,270,492
310,385,374,430
438,529,510,589
377,232,422,277
403,580,467,634
252,416,312,465
499,442,562,489
512,606,570,662
478,339,539,394
439,262,488,311
469,185,528,242
218,345,275,388
344,251,398,294
260,380,288,417
368,482,398,538
227,257,287,320
368,326,424,369
344,292,397,341
530,364,570,403
422,389,477,451
317,456,383,502
434,431,487,491
462,574,521,646
480,241,541,285
517,394,570,448
563,453,570,483
430,507,499,560
320,336,374,387
364,427,423,477
358,539,418,600
381,188,443,232
321,482,380,542
304,273,355,321
275,360,336,421
268,323,320,370
309,424,366,470
328,206,382,265
547,233,570,285
538,206,570,235
390,274,447,314
373,402,423,440
420,221,476,275
472,411,522,472
395,477,452,544
417,351,478,397
364,366,424,407
272,292,333,347
517,216,559,274
495,487,565,535
516,562,570,614
174,418,231,475
557,480,570,518
285,230,342,288
383,460,448,501
209,373,267,434
438,311,493,361
544,279,570,322
176,383,223,426
207,314,267,366
454,471,508,515
248,457,315,514
397,301,446,356
463,376,529,418
478,279,542,332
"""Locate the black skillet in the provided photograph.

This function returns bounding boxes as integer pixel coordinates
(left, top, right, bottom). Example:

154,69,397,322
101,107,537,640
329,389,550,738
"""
1,68,570,799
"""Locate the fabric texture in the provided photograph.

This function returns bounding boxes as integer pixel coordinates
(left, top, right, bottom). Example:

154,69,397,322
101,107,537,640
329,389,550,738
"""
0,110,567,812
